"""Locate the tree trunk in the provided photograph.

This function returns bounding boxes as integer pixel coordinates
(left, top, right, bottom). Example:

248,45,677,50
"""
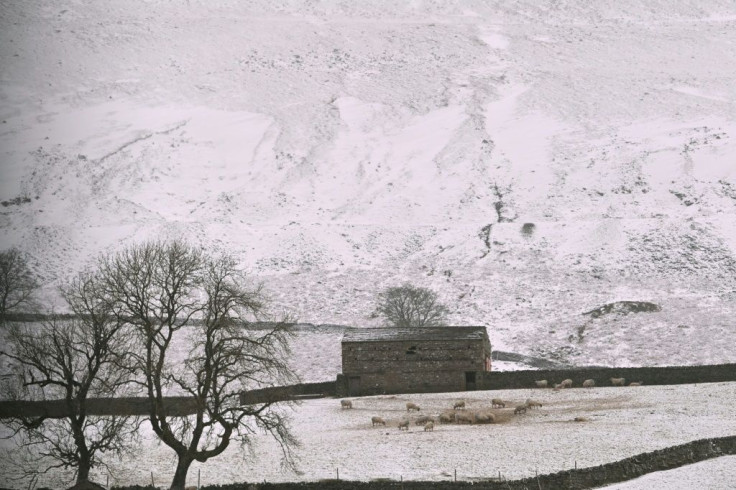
76,457,91,484
170,455,193,490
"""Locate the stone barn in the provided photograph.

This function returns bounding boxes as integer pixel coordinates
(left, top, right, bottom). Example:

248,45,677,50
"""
340,326,491,396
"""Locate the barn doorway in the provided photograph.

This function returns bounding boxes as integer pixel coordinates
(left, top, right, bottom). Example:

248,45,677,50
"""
465,371,477,391
348,376,361,396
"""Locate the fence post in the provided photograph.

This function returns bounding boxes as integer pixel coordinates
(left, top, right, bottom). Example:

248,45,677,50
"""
198,469,200,490
336,467,339,480
454,468,457,482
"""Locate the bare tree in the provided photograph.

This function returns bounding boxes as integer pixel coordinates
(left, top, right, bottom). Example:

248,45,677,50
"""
0,272,136,486
374,283,449,328
99,241,298,490
0,247,39,319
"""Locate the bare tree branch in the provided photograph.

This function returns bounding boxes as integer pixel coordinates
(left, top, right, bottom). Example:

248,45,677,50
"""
99,240,298,490
374,283,449,328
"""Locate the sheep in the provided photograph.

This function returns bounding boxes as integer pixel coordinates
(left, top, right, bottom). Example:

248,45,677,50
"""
491,398,506,408
424,421,435,432
514,404,528,415
453,400,466,410
553,384,562,391
629,381,643,386
525,399,542,409
415,415,435,425
535,380,548,388
611,377,626,386
582,379,595,388
473,411,496,424
340,399,353,409
371,416,386,427
561,379,573,388
455,411,474,424
406,402,421,412
439,411,456,424
398,419,410,431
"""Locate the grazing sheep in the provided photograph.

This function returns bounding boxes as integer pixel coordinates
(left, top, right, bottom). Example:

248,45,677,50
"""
561,379,573,388
611,377,626,386
455,411,474,424
553,384,562,391
629,381,643,386
525,399,542,409
474,411,496,424
415,415,435,425
406,402,421,412
340,399,353,409
583,379,595,388
371,416,386,427
535,380,548,388
398,419,410,431
491,398,506,408
424,421,434,432
453,400,466,410
439,411,456,424
514,405,527,415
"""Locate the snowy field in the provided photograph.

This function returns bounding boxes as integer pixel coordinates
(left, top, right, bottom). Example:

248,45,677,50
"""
2,382,734,488
1,0,735,369
603,455,736,489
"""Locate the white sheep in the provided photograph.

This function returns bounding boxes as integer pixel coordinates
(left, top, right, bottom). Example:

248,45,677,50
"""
398,419,410,431
582,379,595,388
611,377,626,386
514,404,527,415
525,398,542,409
453,400,466,410
629,381,642,386
406,402,421,412
415,415,435,425
340,399,353,409
371,416,386,427
439,411,455,424
535,380,548,388
561,379,573,388
455,411,474,424
424,421,434,432
491,398,506,408
473,411,496,424
553,384,563,391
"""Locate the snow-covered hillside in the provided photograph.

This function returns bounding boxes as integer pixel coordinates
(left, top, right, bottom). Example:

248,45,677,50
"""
1,0,735,366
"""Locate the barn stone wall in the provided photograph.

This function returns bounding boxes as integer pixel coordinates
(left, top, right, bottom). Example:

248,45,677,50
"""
341,339,488,375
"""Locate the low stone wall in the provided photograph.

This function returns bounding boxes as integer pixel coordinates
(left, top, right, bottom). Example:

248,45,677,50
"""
0,397,197,418
477,363,736,390
111,435,735,490
240,381,336,405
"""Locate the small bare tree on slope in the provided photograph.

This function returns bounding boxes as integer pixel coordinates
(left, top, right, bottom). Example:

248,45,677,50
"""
374,283,449,328
98,241,298,490
0,247,39,320
0,272,136,487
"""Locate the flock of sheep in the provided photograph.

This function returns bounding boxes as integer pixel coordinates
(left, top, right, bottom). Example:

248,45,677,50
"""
535,377,643,390
339,396,542,431
339,376,643,430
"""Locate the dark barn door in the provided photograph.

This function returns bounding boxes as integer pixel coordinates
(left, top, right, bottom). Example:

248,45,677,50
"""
465,371,477,391
348,376,361,396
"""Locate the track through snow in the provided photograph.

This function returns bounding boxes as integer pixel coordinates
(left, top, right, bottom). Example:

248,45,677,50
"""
1,1,736,364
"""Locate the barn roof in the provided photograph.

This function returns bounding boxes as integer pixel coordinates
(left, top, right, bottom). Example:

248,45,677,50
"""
342,326,488,343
